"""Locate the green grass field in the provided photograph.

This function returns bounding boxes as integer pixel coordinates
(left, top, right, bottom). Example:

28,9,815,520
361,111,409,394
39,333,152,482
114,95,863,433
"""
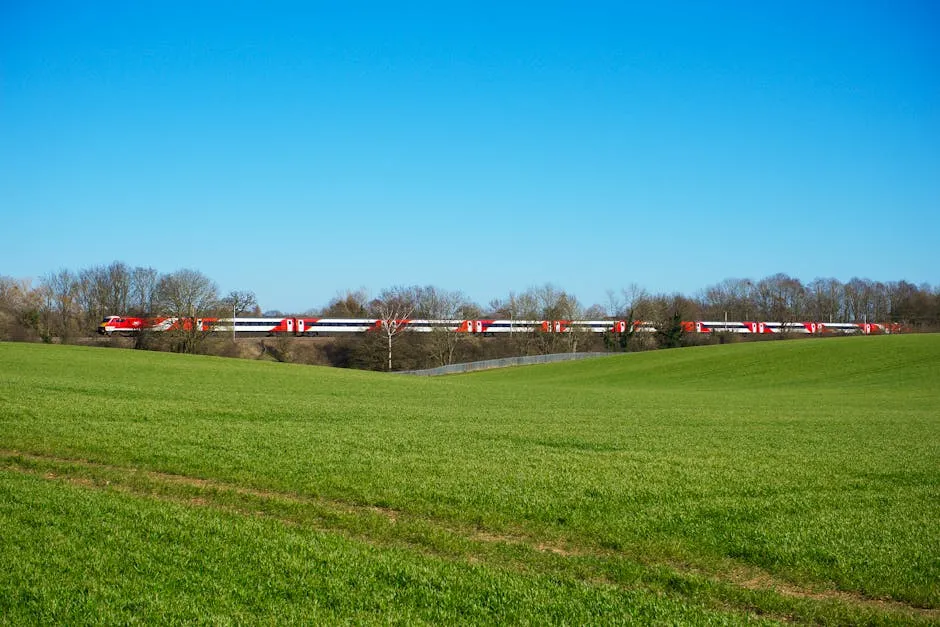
1,336,938,624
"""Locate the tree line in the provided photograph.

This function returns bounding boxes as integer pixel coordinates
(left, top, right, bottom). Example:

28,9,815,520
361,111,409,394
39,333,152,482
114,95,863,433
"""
0,262,937,370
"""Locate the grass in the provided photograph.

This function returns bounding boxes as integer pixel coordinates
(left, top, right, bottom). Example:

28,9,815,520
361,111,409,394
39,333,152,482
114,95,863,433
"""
4,471,754,625
1,335,938,623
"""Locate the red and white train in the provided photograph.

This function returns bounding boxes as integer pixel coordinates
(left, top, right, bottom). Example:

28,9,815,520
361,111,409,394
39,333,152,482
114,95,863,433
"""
98,316,903,336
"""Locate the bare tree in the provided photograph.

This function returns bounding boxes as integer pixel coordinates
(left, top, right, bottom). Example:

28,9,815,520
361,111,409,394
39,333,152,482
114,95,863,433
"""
71,261,134,330
129,266,159,315
488,291,522,320
844,277,876,323
105,261,131,315
807,277,843,323
753,273,805,323
604,288,637,351
155,269,220,353
542,285,585,352
516,283,577,322
321,288,370,318
609,284,649,318
76,265,108,327
511,289,541,320
216,289,260,343
700,278,755,321
414,285,474,367
869,281,892,323
368,286,417,371
521,284,584,353
888,280,939,328
583,303,606,319
0,276,41,341
39,269,81,342
222,290,259,316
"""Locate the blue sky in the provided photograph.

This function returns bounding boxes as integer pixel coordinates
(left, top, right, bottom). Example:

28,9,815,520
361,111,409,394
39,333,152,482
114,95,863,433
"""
2,1,937,313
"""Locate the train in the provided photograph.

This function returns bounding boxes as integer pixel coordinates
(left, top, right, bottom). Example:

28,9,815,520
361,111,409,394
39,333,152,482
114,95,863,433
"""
98,315,903,337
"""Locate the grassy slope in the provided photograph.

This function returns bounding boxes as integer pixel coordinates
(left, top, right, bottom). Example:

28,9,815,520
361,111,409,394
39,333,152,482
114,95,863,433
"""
468,337,940,598
1,336,938,623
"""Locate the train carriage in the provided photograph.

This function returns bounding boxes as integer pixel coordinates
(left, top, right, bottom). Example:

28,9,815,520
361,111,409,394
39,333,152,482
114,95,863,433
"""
100,315,903,337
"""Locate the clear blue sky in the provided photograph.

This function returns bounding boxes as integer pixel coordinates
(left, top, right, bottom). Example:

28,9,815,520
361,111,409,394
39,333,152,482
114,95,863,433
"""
2,1,937,313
